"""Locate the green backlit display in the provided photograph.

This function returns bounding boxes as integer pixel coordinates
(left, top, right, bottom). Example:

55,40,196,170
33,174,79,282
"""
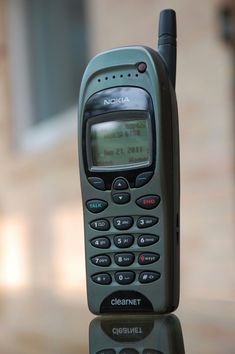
90,119,151,168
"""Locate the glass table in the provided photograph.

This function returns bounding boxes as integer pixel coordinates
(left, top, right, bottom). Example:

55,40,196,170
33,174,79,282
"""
0,293,234,353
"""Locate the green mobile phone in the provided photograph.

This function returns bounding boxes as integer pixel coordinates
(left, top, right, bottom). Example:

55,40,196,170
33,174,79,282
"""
78,9,180,314
89,315,185,354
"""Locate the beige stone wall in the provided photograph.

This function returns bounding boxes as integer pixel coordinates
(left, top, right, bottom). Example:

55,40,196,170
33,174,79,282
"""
0,0,234,321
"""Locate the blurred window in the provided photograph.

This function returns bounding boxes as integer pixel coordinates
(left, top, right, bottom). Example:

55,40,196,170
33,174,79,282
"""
7,0,87,151
26,0,86,124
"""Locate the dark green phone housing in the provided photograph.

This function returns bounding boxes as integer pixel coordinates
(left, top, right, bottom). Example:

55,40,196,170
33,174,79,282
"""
78,43,180,314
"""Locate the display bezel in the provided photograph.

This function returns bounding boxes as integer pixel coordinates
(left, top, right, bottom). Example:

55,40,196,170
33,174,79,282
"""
86,111,153,172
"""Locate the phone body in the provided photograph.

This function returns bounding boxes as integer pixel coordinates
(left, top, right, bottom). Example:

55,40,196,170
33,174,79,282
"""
78,10,180,315
89,315,185,354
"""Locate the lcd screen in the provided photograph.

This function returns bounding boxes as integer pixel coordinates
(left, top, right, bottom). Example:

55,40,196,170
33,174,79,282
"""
89,118,151,169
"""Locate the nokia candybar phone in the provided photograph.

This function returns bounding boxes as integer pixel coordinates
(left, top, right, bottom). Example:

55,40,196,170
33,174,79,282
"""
78,9,180,314
89,315,185,354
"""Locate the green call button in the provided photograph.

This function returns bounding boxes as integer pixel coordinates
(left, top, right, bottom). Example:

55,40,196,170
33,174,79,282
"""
86,199,108,213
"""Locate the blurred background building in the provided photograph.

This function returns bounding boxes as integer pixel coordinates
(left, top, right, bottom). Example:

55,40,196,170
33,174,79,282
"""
0,0,234,353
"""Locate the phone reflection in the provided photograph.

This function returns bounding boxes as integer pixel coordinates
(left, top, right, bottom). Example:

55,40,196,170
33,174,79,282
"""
89,314,185,354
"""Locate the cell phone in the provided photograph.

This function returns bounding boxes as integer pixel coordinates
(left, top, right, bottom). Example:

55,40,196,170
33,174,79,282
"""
78,9,180,314
89,314,185,354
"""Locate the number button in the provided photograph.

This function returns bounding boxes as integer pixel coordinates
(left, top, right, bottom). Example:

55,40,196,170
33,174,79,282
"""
139,271,161,284
114,235,134,248
138,252,160,265
91,255,111,267
90,219,110,231
114,253,135,266
92,273,112,285
115,271,135,285
136,216,158,229
113,216,133,230
137,234,159,247
91,237,111,249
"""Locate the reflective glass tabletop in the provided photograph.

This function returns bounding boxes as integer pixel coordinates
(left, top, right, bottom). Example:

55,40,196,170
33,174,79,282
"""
0,295,234,354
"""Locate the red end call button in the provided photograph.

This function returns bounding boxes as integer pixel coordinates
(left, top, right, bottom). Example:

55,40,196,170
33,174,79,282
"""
136,195,161,210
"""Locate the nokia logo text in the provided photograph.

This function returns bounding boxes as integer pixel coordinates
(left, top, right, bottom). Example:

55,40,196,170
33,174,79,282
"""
104,97,130,105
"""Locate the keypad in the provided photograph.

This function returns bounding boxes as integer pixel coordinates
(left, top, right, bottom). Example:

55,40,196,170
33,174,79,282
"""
115,271,135,285
137,234,159,247
89,174,162,287
91,237,111,249
90,219,110,231
92,273,112,285
114,234,134,248
113,216,133,230
114,253,135,266
91,255,111,267
90,248,161,285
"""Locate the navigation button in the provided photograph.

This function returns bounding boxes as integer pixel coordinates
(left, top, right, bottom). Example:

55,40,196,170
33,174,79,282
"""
136,195,160,210
138,253,160,265
86,199,108,213
88,177,105,190
135,171,153,188
90,219,110,231
139,271,161,284
113,178,128,190
115,271,135,285
91,255,111,267
137,216,158,229
114,253,135,266
112,192,130,204
92,273,112,285
113,216,133,230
